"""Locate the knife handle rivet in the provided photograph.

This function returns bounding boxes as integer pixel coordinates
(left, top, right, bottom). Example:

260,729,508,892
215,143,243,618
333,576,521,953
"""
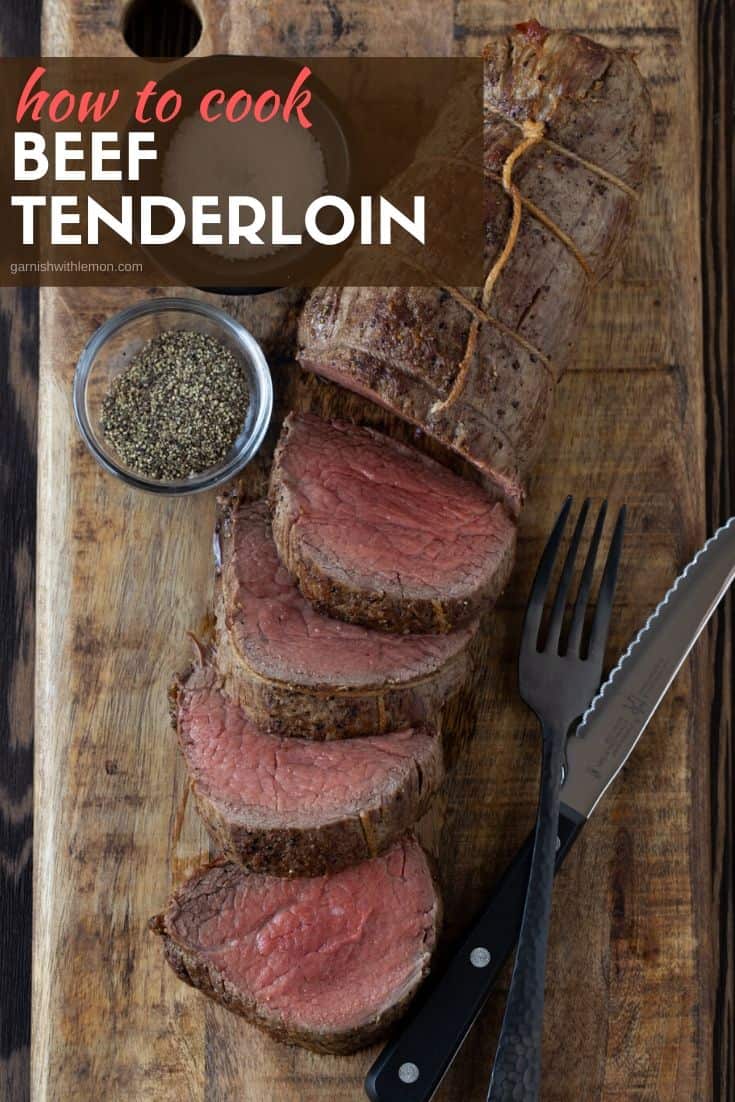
470,947,491,968
398,1062,420,1084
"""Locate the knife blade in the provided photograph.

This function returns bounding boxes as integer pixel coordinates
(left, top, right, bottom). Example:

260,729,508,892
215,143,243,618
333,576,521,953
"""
365,516,735,1102
562,514,735,817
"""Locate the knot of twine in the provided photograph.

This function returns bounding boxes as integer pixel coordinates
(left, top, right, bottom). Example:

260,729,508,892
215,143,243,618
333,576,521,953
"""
481,118,545,310
431,118,546,417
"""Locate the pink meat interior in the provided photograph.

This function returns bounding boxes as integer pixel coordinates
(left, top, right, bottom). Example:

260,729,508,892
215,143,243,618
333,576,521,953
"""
169,838,438,1032
278,413,515,597
179,676,437,824
226,502,475,688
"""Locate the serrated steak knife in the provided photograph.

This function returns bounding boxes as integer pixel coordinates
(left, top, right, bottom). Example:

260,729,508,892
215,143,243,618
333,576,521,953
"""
365,516,735,1102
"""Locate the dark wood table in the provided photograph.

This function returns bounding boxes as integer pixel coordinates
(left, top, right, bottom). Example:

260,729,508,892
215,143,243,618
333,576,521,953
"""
1,3,732,1100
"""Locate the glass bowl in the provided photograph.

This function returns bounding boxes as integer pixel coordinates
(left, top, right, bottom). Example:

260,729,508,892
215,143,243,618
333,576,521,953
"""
73,297,273,495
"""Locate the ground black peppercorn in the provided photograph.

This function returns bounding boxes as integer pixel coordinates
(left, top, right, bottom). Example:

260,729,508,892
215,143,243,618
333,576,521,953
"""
101,329,250,480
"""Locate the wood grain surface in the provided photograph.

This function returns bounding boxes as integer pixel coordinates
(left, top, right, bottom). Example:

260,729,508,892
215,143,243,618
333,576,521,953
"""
0,288,37,1102
698,4,734,1098
25,1,731,1100
0,2,40,1100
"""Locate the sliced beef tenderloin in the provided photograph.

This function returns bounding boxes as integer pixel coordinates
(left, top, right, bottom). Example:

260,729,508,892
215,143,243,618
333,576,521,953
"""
173,662,444,877
270,412,516,634
150,835,440,1054
298,23,653,514
215,499,475,739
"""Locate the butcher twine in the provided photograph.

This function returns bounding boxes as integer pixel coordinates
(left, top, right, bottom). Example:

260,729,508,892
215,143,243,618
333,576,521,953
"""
431,118,546,415
430,112,638,416
490,108,639,200
410,155,591,275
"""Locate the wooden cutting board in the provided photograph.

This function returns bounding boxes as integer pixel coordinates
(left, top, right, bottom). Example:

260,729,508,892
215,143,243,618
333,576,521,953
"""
33,1,714,1099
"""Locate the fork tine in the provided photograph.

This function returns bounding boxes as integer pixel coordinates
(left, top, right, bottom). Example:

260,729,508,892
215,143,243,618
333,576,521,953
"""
544,499,590,653
521,496,573,649
567,500,608,656
588,505,627,662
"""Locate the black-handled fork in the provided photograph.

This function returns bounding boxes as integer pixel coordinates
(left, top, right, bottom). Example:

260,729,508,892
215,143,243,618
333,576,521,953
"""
486,497,625,1101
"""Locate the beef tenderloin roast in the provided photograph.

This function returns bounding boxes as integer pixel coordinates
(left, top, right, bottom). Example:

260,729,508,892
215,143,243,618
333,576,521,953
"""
151,835,440,1054
270,411,516,634
173,662,444,876
155,23,655,1053
298,23,653,515
215,500,476,739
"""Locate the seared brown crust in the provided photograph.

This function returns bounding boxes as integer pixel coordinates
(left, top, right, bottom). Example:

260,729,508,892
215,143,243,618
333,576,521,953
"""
269,414,517,635
271,523,492,634
188,794,434,880
298,26,653,514
171,664,445,877
214,500,475,739
150,847,442,1054
215,589,470,739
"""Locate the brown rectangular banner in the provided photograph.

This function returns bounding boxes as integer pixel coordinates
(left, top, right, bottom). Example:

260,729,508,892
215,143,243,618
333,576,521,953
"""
0,56,483,288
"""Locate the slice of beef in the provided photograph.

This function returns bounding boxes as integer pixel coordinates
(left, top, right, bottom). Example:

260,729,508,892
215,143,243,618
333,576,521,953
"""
173,662,444,876
298,24,653,514
150,835,440,1054
270,411,516,634
215,499,475,739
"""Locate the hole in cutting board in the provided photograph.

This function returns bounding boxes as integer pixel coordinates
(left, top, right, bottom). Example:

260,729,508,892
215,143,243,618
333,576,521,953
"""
123,0,202,57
